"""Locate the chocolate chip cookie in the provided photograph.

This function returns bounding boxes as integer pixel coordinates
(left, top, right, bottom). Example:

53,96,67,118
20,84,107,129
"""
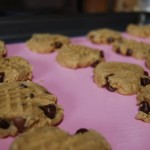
136,78,150,123
87,28,122,44
10,126,69,150
0,56,32,83
62,128,111,150
26,33,70,53
10,127,111,150
56,44,105,69
93,62,147,95
0,81,64,137
112,38,150,69
126,24,150,38
0,40,7,57
112,38,150,59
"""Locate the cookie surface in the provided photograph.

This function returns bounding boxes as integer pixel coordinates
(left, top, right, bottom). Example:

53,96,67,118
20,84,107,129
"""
0,56,32,83
10,127,111,150
136,81,150,123
0,81,64,137
93,62,147,95
56,44,104,69
0,40,7,57
26,33,70,53
87,28,122,44
126,24,150,38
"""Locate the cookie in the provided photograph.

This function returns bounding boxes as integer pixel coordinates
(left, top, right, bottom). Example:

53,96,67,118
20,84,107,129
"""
56,44,105,69
0,81,64,137
87,28,122,44
10,127,111,150
0,40,7,57
26,33,70,53
0,56,32,83
126,24,150,38
10,126,69,150
93,62,147,95
62,128,111,150
136,79,150,123
112,38,150,59
112,38,150,69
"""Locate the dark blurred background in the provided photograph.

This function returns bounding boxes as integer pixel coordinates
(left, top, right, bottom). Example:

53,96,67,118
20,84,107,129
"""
1,0,150,42
0,0,148,16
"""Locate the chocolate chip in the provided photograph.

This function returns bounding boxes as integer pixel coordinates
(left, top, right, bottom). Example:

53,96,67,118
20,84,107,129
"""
91,60,99,68
100,51,104,58
89,35,94,40
105,83,117,92
54,42,62,48
126,49,132,56
0,119,10,129
30,93,34,98
2,53,6,57
116,48,121,54
0,72,5,83
141,77,150,86
13,117,26,133
144,71,149,76
105,74,117,92
75,128,88,134
20,83,28,88
107,37,114,43
40,104,56,119
139,101,150,114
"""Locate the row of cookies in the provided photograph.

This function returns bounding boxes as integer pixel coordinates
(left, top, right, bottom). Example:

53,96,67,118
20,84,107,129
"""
0,36,112,149
26,29,150,70
25,30,150,124
26,31,150,94
87,28,150,69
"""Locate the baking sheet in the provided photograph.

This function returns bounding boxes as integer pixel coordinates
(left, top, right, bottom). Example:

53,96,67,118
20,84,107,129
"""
0,34,150,150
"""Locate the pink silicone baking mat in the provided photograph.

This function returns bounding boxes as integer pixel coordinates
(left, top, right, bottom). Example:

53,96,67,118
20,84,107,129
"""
0,34,150,150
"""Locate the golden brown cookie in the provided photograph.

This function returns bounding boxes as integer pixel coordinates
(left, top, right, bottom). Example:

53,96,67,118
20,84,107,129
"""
93,62,147,95
10,126,69,150
0,56,32,83
10,127,111,150
112,38,150,59
126,24,150,38
62,128,111,150
56,44,104,69
26,33,70,53
87,28,122,44
112,38,150,69
0,81,64,137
